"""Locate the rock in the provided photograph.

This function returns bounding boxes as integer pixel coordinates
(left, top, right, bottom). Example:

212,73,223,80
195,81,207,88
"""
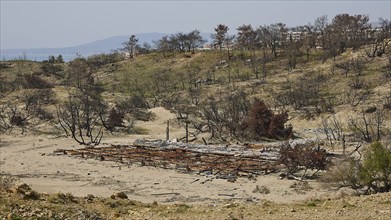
223,203,234,208
365,106,377,113
291,208,296,212
335,187,357,199
128,210,141,217
115,192,128,199
86,194,95,202
16,183,31,194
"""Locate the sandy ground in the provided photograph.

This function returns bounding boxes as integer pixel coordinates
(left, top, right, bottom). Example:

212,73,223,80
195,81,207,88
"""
0,107,335,205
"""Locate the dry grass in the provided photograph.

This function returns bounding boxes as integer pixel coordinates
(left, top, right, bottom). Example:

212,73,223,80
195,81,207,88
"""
1,184,390,219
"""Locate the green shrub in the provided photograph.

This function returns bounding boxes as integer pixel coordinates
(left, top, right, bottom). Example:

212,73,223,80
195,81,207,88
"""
360,142,391,192
325,142,391,193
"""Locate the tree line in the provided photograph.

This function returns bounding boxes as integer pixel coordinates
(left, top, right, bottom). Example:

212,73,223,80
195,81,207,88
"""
124,14,390,63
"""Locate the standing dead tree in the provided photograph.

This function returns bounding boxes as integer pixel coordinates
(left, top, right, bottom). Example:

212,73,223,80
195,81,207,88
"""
365,18,391,58
0,88,55,134
57,94,104,145
320,115,345,151
57,58,107,145
0,102,33,135
0,105,10,132
348,109,385,143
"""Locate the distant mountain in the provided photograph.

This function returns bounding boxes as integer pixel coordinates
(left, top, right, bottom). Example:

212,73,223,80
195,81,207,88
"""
1,32,212,62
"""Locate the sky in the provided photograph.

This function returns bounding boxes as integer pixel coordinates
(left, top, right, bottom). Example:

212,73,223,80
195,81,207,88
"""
1,0,390,49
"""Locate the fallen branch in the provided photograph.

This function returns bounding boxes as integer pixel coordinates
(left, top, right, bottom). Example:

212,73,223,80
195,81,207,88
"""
151,192,180,196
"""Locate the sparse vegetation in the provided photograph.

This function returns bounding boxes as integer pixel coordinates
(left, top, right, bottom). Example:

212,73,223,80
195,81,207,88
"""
324,142,391,194
1,12,391,219
290,181,313,194
0,175,17,190
0,182,390,219
253,185,271,194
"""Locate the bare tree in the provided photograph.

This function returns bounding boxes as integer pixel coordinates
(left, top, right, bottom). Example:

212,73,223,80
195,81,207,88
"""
153,35,171,58
185,30,207,52
0,102,33,134
0,104,11,132
274,72,328,113
298,24,317,61
313,15,328,49
236,24,257,51
0,88,56,134
261,23,288,58
211,24,229,50
330,14,370,51
285,27,304,70
334,58,365,78
255,26,271,78
8,104,31,134
320,115,344,151
344,85,370,107
348,109,385,143
122,35,139,59
384,89,391,109
224,34,236,61
323,13,370,61
57,93,104,145
57,58,107,145
365,18,391,57
236,24,263,79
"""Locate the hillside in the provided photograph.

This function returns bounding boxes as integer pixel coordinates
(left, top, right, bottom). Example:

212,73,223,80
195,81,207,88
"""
1,45,390,158
1,43,391,219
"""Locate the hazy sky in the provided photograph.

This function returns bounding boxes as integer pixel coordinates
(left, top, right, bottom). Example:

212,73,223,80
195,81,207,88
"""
1,0,390,49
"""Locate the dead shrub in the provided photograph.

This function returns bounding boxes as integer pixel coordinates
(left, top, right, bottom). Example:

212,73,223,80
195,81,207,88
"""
23,74,53,89
253,185,271,194
104,108,125,131
384,91,391,109
244,99,292,140
278,142,331,179
0,175,17,191
115,96,154,122
290,181,313,194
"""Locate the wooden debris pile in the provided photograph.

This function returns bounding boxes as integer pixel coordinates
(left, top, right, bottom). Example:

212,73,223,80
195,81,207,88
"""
53,140,280,180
